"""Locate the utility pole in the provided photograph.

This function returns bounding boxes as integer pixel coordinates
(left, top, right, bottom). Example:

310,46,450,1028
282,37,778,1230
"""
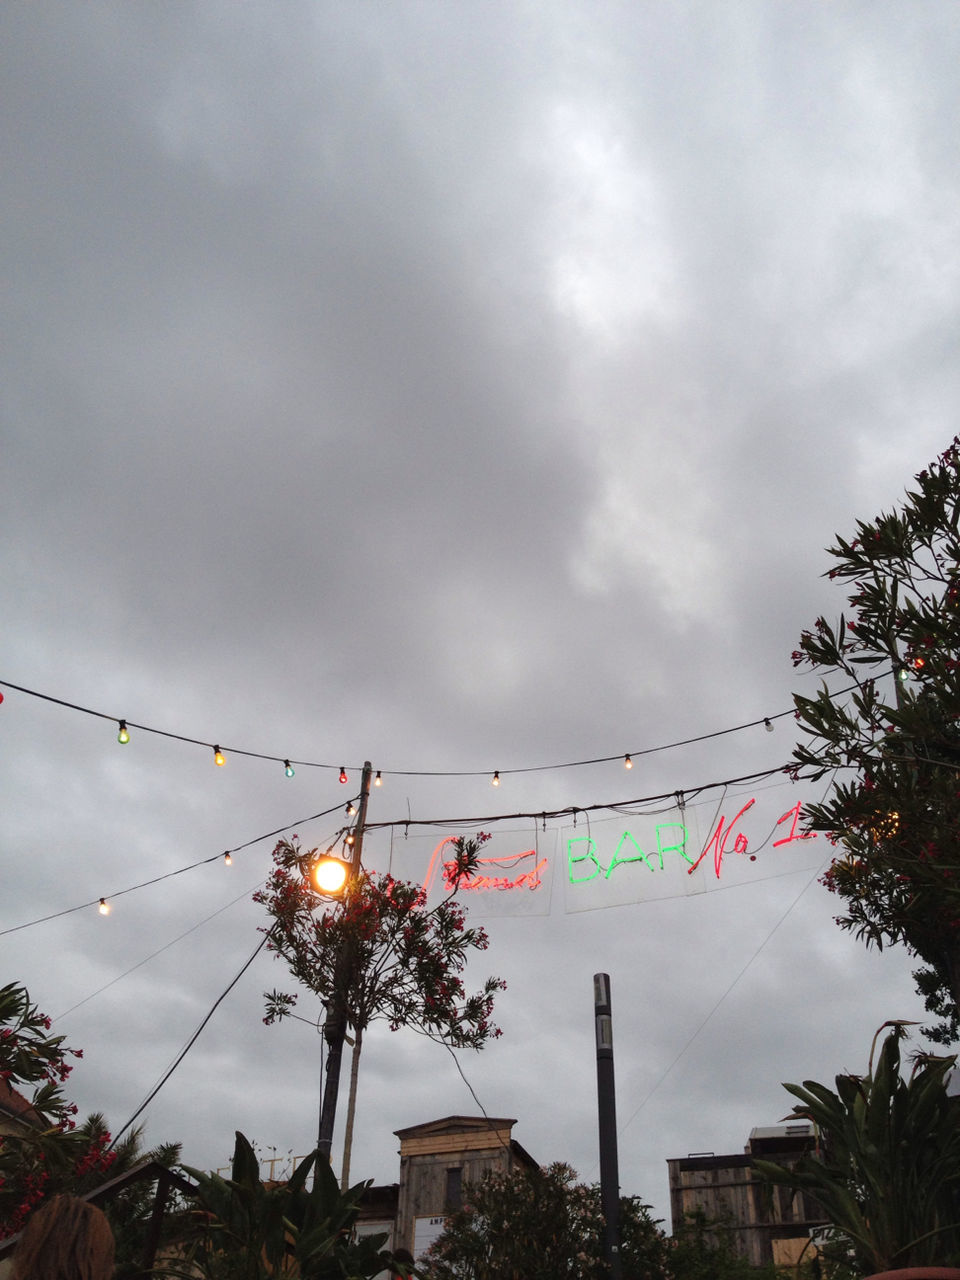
594,973,622,1280
317,760,373,1165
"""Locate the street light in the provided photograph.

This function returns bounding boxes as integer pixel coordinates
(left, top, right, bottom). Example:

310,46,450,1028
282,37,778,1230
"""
311,853,349,895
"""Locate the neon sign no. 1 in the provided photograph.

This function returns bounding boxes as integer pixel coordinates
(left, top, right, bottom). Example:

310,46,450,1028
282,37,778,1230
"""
569,801,816,883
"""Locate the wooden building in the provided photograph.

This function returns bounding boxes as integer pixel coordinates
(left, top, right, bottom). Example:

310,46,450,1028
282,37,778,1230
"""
392,1115,538,1259
667,1123,828,1268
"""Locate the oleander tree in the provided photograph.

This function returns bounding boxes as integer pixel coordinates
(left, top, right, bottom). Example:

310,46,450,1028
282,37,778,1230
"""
254,834,506,1184
0,980,113,1238
790,437,960,1041
0,982,181,1269
420,1161,669,1280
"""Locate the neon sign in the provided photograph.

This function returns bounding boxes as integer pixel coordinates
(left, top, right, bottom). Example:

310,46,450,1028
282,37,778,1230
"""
416,800,818,917
570,800,816,883
423,837,548,894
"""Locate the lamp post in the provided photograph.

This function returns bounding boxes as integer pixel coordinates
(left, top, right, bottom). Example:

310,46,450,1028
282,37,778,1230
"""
317,760,373,1165
594,973,622,1280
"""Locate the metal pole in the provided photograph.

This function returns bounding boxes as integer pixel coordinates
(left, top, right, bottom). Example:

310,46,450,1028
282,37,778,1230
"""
317,761,373,1164
594,973,622,1280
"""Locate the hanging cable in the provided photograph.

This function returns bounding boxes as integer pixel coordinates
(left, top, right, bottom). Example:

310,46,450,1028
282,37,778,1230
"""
55,878,267,1020
110,929,274,1147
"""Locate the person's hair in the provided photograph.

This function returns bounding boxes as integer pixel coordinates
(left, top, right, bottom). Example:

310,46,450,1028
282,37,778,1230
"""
12,1194,115,1280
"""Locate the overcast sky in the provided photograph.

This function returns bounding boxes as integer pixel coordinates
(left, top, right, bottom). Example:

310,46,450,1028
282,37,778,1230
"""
3,0,960,1231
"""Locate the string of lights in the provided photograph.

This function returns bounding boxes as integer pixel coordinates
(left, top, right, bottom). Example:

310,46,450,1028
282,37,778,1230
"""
0,674,833,782
0,762,798,939
0,798,353,938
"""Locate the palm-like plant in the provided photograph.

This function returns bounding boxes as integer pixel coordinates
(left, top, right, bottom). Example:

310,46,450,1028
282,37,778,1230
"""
754,1023,960,1274
165,1131,411,1279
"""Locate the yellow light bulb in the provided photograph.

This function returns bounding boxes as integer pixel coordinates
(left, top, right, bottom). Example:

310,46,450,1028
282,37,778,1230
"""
312,856,348,895
224,851,233,866
374,771,382,786
214,746,225,766
117,720,130,744
492,770,500,787
624,754,633,769
98,898,110,916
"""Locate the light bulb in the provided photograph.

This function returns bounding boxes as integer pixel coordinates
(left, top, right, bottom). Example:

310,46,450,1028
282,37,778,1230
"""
346,801,356,816
284,760,295,778
492,770,500,787
764,718,774,733
312,855,348,895
224,851,232,866
214,746,225,766
624,754,633,770
117,720,130,744
339,767,348,784
374,771,382,786
345,832,355,846
898,667,909,682
98,898,110,916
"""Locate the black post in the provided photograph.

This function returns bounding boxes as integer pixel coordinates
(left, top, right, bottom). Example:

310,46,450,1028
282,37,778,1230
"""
594,973,622,1280
317,760,372,1165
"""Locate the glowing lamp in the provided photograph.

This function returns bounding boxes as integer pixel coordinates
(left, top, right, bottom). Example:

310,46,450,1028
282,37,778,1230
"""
224,851,233,866
312,855,349,895
98,898,110,916
346,801,356,816
492,770,500,787
284,759,295,778
214,745,225,767
339,766,348,784
374,771,382,786
624,754,633,770
117,720,130,744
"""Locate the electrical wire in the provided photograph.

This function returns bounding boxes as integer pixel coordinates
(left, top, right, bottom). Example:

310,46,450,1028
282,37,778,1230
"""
54,877,266,1020
616,857,826,1139
363,764,794,834
110,929,273,1146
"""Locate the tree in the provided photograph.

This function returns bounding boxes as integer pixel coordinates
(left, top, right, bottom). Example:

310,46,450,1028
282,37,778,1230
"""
254,834,506,1183
75,1114,183,1280
420,1160,668,1280
668,1210,780,1280
753,1023,960,1274
0,982,181,1271
790,437,960,1040
0,981,115,1237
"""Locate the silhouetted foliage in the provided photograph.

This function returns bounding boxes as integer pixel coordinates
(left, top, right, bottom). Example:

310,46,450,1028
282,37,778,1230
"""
791,438,960,1040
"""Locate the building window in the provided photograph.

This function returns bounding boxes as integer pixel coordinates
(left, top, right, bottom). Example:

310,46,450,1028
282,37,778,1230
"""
445,1166,463,1210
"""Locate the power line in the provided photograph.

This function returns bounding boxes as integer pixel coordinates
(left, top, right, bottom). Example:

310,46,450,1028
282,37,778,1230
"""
54,878,266,1020
363,764,793,834
110,929,273,1146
